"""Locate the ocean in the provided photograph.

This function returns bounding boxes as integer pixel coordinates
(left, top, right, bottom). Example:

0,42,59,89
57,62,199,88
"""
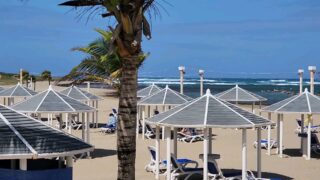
138,77,320,105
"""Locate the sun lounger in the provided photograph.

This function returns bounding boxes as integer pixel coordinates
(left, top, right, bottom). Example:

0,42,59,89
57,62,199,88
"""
145,146,198,175
178,129,204,143
311,134,320,154
295,119,320,133
170,154,203,180
253,139,277,149
145,124,156,139
100,124,116,133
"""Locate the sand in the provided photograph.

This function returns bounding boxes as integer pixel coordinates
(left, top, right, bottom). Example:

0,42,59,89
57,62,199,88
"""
1,81,320,180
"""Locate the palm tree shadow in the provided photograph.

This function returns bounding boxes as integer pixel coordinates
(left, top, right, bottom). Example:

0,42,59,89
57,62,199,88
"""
91,148,117,159
178,169,293,180
283,148,320,159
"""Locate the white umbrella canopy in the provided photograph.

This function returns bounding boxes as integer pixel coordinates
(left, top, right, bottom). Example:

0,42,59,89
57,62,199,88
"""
261,88,320,160
0,104,93,160
60,85,103,102
146,89,273,180
215,84,267,103
147,89,272,128
138,85,193,106
12,86,95,113
137,83,162,98
262,88,320,114
0,83,37,97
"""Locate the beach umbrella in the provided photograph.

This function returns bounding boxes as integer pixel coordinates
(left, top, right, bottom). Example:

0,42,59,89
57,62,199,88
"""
137,85,193,139
60,85,103,127
11,86,95,148
215,84,267,112
261,88,320,160
146,89,273,180
137,83,162,98
0,83,37,106
0,104,93,172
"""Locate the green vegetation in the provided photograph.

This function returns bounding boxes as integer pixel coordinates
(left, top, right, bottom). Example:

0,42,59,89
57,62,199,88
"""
59,29,147,91
0,72,19,85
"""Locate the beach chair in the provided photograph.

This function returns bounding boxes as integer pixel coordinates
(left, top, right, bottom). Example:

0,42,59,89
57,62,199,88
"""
70,118,82,130
311,134,320,154
178,129,204,143
145,124,156,139
253,139,278,149
100,124,116,134
295,119,320,133
207,158,261,180
170,154,203,180
145,146,198,174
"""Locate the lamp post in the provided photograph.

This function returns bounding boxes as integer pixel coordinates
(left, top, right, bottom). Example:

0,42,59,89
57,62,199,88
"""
199,69,204,96
178,66,185,94
298,69,304,95
308,66,316,95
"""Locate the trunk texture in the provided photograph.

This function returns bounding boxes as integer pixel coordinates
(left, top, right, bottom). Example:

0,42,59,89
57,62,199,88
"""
117,57,138,180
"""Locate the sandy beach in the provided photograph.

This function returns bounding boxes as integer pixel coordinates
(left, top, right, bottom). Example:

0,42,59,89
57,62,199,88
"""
2,81,320,180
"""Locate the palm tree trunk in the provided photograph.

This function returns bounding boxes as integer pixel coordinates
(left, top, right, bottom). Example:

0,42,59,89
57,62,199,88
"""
117,57,138,180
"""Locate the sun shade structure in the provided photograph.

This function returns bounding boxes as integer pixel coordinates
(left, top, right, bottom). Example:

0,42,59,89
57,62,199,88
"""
262,88,320,114
138,85,193,106
147,89,272,128
146,89,273,180
261,88,320,160
0,83,37,106
11,86,95,149
12,86,94,113
137,83,162,98
215,84,267,102
60,86,102,128
60,86,102,101
137,85,193,139
0,105,93,159
0,104,93,179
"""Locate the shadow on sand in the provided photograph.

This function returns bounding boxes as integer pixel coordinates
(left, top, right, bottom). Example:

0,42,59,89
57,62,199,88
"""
177,168,292,180
283,148,320,159
91,148,117,159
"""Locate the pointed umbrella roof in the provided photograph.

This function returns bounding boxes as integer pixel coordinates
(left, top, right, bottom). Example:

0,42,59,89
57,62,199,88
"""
60,85,102,101
0,83,37,97
12,86,95,113
215,84,267,102
137,83,162,98
0,105,93,159
261,88,320,114
146,89,273,128
138,85,193,106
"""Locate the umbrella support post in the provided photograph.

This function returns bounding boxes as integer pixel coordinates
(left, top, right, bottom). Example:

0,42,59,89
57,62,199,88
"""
208,128,212,154
242,129,247,180
257,127,262,178
142,111,145,140
203,128,208,180
276,114,280,155
173,128,177,158
166,127,171,180
155,126,160,179
307,119,311,160
279,114,284,158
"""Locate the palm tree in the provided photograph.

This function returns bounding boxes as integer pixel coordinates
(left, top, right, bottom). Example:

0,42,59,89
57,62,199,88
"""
41,70,52,85
21,70,29,87
58,30,146,90
60,1,155,179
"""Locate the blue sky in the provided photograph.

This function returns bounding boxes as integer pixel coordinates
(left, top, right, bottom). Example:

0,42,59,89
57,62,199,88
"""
0,0,319,78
